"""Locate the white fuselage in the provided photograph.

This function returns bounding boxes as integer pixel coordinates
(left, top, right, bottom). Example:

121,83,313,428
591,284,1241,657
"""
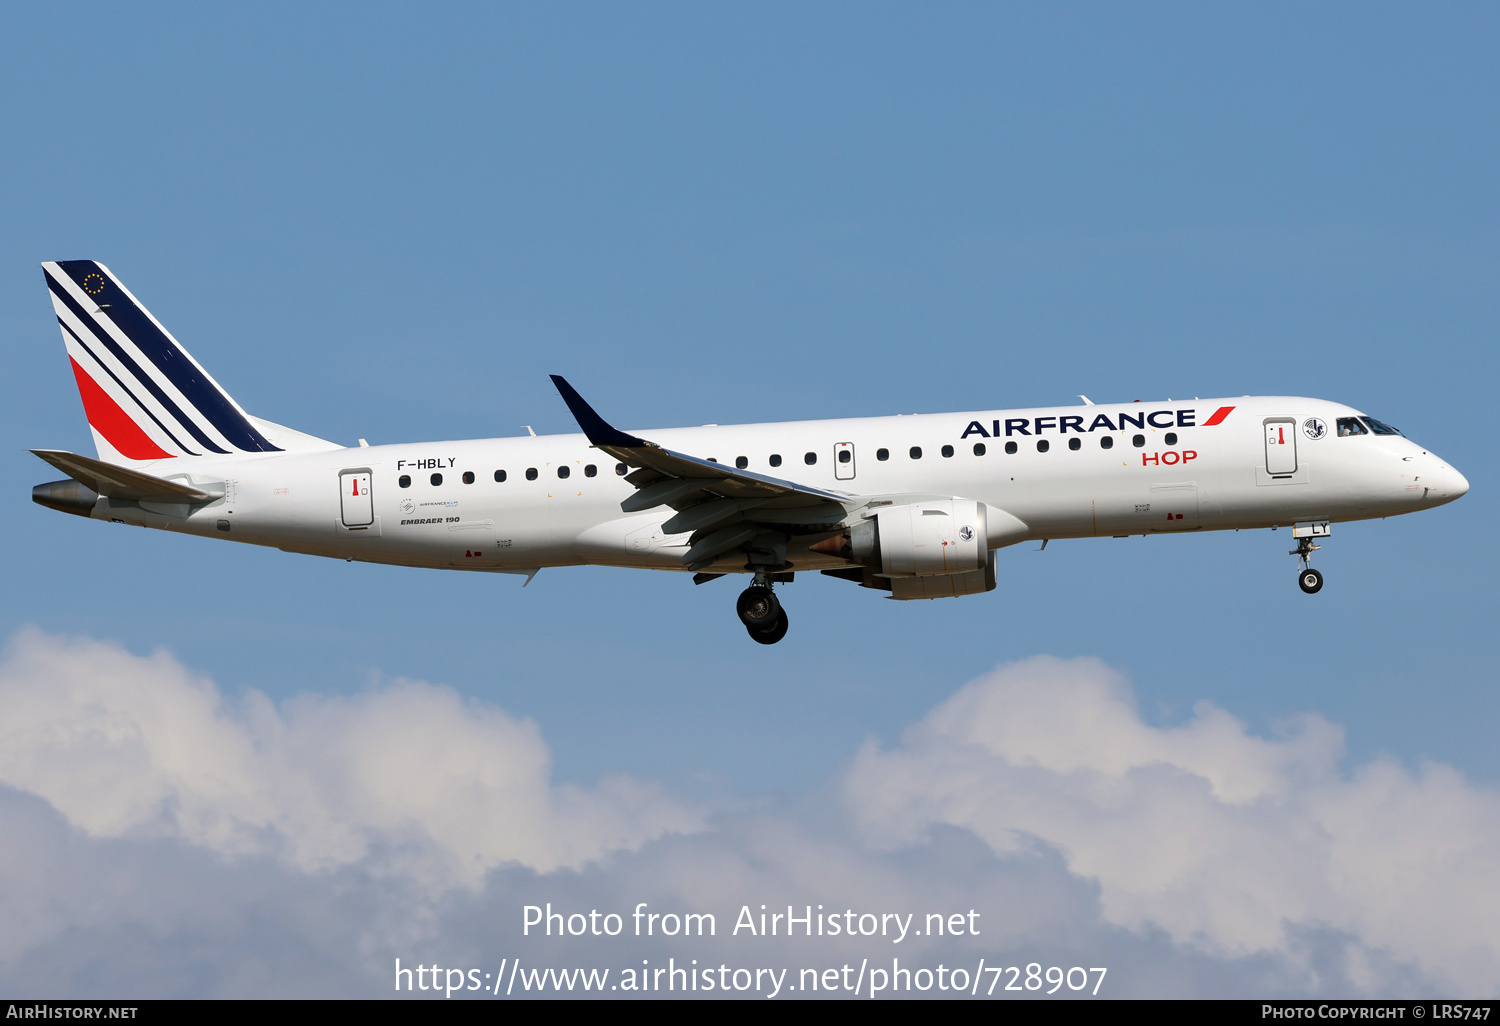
84,396,1468,576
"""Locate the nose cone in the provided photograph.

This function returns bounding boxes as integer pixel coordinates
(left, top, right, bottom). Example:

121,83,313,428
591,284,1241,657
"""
1444,465,1470,499
1425,455,1469,505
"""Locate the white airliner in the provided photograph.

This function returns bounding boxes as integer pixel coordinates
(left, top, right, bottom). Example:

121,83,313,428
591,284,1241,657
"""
32,261,1470,644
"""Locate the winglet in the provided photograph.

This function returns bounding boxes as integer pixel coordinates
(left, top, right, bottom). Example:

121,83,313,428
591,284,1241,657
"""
549,375,652,448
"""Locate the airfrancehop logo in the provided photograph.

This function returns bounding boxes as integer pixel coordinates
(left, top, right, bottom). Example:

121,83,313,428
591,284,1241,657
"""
957,406,1236,439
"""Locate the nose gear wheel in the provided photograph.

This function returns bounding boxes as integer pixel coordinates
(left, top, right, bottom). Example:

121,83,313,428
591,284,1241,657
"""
1290,536,1324,594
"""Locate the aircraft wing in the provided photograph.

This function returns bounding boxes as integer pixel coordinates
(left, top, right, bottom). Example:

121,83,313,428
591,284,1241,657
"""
550,376,853,569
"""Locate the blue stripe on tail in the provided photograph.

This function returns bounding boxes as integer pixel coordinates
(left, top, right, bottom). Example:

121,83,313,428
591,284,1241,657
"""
56,317,201,456
47,272,231,454
52,261,280,453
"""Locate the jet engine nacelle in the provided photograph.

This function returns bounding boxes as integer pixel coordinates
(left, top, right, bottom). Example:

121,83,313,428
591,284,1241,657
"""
849,498,989,577
812,500,1031,599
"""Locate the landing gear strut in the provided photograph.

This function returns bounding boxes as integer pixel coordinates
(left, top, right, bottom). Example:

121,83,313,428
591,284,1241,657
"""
1291,536,1323,594
737,573,790,644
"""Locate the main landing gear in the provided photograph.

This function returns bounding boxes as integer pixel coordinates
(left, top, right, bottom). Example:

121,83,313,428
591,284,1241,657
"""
737,575,790,645
1291,536,1324,594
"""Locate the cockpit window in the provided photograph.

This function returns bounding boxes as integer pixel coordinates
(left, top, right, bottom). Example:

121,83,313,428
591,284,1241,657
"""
1337,417,1368,437
1360,417,1402,436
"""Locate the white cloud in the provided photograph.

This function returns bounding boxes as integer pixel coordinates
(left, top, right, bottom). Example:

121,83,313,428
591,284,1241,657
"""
1,632,1496,997
844,655,1500,994
0,627,701,892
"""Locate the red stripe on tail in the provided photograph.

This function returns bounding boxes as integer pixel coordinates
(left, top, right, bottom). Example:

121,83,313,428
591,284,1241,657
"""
1203,406,1236,426
69,357,174,460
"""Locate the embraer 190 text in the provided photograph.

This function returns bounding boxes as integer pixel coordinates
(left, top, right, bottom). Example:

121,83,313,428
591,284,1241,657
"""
31,261,1469,644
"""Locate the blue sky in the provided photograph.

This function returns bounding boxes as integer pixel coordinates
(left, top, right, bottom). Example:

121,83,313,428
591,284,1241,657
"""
1,2,1496,998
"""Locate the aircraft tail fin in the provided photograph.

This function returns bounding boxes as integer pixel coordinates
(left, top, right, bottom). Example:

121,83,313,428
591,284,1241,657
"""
41,260,340,466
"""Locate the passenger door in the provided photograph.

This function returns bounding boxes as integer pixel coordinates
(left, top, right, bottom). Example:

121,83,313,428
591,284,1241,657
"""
1264,419,1298,476
339,469,374,527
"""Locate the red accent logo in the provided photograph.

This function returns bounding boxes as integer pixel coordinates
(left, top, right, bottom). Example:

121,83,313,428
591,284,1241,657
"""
1202,406,1236,426
69,357,174,460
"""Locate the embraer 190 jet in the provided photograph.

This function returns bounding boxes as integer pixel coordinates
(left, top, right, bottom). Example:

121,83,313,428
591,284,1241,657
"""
31,261,1469,644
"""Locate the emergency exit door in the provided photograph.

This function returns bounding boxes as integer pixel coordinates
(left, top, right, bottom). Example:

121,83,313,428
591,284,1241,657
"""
339,470,374,527
834,442,856,480
1264,419,1297,476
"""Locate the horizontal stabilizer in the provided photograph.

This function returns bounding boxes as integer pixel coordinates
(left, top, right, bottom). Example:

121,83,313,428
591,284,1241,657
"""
30,449,223,503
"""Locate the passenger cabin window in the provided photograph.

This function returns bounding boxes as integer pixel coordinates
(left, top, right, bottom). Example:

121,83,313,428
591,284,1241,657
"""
1100,436,1114,450
972,442,986,456
616,463,627,475
1036,440,1050,453
462,471,475,484
804,452,817,465
941,445,954,458
769,454,782,467
909,446,923,460
876,448,889,461
585,464,597,477
1337,418,1368,437
494,470,507,482
430,473,443,486
526,468,538,481
1132,434,1146,448
1361,417,1402,436
735,456,748,469
1068,437,1081,450
1004,441,1018,455
558,465,570,479
838,449,851,463
399,474,411,488
1164,432,1177,446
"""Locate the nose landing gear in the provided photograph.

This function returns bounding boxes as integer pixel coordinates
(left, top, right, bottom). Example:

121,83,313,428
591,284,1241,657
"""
1285,521,1332,594
737,574,790,644
1297,565,1324,594
1291,534,1324,594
